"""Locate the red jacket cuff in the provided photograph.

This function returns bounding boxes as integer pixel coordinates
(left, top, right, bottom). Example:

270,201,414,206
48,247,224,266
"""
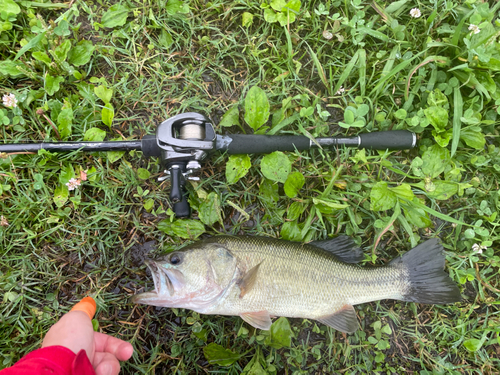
0,346,95,375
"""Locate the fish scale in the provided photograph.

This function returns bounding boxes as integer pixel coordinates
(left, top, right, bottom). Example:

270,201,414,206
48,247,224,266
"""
132,235,461,333
204,236,407,319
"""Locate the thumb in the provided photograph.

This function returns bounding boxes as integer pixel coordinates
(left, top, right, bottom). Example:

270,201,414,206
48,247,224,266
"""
42,297,97,359
70,296,96,319
93,352,121,375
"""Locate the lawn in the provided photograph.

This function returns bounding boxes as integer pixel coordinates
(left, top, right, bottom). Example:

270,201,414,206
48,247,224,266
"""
1,0,500,373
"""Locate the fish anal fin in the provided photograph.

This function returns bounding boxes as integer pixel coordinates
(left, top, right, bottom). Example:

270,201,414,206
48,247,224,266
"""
316,305,359,333
237,262,262,298
309,236,363,263
240,311,272,330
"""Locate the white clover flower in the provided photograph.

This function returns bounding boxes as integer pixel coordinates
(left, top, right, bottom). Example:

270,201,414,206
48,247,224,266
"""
472,243,486,254
468,24,480,34
410,8,421,18
0,215,8,227
322,30,333,40
66,178,81,191
2,93,18,108
336,86,345,95
472,243,481,253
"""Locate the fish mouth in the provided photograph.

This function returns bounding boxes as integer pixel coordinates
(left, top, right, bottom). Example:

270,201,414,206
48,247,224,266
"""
148,260,175,296
131,260,183,305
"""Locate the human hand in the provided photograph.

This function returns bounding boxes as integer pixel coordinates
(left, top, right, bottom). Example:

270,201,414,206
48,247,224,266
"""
42,297,134,375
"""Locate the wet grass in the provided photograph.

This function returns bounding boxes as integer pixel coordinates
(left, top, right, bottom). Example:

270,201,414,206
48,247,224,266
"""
1,0,500,374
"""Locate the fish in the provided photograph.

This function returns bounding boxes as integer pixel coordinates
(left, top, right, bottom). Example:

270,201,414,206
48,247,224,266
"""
131,235,461,333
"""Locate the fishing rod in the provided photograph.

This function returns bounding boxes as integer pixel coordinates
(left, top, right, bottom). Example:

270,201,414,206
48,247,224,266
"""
0,112,417,218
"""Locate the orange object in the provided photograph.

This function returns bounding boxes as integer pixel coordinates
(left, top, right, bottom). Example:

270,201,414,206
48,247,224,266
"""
70,297,96,319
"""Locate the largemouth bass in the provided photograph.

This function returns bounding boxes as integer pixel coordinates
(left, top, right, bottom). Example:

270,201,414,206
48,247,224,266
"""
131,236,461,333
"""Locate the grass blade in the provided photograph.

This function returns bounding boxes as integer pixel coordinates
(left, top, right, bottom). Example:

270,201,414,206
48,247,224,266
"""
358,48,366,96
284,27,293,61
307,45,329,94
385,0,410,14
401,198,469,226
397,214,419,248
373,202,401,253
14,31,46,60
356,26,389,42
381,46,398,77
451,10,474,47
451,87,463,157
370,50,426,98
332,49,359,96
405,55,449,100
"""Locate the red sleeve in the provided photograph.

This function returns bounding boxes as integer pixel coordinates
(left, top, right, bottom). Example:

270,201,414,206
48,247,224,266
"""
0,346,95,375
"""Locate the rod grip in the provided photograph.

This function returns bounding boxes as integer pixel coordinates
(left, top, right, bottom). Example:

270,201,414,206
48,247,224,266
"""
219,134,311,154
359,130,416,150
141,135,161,157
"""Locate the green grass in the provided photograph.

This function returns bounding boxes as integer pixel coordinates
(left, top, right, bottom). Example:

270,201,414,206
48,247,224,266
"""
1,0,500,374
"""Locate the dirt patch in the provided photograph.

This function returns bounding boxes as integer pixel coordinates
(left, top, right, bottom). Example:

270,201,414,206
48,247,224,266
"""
129,239,157,268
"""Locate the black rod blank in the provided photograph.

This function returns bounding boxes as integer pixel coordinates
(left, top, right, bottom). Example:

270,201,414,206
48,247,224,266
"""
0,141,143,153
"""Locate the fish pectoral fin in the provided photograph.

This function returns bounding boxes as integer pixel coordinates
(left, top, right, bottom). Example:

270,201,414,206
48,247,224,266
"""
309,236,363,263
237,261,262,298
316,305,359,333
240,311,272,330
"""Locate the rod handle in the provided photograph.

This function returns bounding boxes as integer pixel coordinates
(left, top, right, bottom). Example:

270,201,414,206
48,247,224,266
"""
359,130,416,150
218,134,311,154
141,135,161,157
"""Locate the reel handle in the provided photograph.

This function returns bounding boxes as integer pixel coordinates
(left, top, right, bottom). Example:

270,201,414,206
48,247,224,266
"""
173,194,191,218
167,163,191,218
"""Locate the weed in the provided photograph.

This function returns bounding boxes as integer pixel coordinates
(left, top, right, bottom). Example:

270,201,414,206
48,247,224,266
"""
1,0,500,374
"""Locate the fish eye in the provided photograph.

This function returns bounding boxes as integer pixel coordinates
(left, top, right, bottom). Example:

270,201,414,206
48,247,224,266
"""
170,254,181,265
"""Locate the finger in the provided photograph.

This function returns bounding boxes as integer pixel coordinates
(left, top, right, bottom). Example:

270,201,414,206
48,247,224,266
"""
70,297,97,319
93,352,121,375
94,332,134,361
42,311,94,357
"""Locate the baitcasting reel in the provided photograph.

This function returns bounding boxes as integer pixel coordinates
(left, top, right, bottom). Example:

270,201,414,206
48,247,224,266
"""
154,113,216,218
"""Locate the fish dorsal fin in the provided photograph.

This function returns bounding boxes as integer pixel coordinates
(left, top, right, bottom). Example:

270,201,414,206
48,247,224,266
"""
316,305,359,333
309,236,363,263
237,262,262,298
240,311,272,330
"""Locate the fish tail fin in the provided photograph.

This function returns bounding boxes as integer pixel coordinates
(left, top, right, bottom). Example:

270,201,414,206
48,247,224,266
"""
389,239,461,304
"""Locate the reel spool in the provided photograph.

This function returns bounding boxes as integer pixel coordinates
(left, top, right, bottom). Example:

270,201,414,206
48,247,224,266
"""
178,122,206,141
156,112,215,152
